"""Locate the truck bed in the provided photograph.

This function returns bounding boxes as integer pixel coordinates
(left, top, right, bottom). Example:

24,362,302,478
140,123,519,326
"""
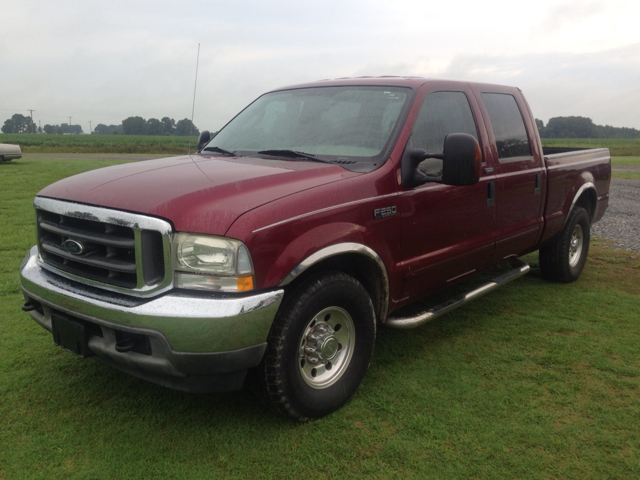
542,147,611,243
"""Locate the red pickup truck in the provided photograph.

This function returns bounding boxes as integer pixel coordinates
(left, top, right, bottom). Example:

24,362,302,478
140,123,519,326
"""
20,77,611,421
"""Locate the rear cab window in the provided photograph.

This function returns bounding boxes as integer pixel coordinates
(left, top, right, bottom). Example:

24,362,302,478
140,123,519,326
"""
480,93,532,162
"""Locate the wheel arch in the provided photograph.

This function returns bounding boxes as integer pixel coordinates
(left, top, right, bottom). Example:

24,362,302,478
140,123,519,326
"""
564,181,597,227
279,243,389,323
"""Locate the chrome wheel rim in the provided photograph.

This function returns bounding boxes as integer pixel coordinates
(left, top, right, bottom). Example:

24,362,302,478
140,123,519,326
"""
298,306,356,389
569,224,584,267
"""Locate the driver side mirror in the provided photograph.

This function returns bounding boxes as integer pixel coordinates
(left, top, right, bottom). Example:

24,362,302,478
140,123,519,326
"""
401,133,482,188
196,130,211,152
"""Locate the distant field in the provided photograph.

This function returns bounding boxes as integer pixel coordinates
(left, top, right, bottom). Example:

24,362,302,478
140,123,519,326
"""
610,156,640,180
0,133,194,154
2,133,639,156
613,172,640,180
611,156,640,166
541,138,640,156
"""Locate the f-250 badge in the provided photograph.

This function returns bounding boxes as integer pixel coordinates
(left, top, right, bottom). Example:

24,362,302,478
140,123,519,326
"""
374,206,397,219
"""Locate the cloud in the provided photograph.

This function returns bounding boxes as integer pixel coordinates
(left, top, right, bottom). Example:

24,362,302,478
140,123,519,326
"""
433,44,640,128
541,0,608,31
1,0,640,131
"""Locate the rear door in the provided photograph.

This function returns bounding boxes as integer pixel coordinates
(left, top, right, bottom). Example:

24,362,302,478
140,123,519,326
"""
398,85,497,300
470,86,545,262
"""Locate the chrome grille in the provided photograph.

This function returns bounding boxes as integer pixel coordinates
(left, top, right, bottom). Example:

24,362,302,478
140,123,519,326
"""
34,197,173,296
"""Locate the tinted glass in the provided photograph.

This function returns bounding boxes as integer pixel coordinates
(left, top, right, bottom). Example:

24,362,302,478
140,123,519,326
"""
210,86,409,160
411,91,479,175
481,93,531,160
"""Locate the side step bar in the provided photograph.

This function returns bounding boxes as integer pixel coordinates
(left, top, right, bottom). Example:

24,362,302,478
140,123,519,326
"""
385,259,530,329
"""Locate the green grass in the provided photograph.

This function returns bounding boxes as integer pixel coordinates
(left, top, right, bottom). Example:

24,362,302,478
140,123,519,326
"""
541,138,640,156
612,171,640,180
609,157,640,180
2,157,640,479
0,133,194,154
612,156,640,166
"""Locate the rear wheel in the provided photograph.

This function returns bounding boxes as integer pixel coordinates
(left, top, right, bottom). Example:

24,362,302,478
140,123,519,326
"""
539,206,590,283
253,271,376,421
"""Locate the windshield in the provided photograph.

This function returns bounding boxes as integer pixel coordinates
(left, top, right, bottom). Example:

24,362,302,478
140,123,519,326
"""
208,86,410,162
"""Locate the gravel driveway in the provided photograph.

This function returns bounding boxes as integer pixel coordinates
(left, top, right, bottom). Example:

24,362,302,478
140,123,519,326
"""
592,178,640,252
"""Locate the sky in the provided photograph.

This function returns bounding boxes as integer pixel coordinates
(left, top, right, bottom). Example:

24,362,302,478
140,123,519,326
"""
1,0,639,133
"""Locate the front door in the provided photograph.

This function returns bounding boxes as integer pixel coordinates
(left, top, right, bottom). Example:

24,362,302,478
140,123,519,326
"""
399,89,496,300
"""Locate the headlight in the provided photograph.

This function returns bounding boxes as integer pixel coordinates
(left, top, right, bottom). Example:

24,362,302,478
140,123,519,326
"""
173,233,254,292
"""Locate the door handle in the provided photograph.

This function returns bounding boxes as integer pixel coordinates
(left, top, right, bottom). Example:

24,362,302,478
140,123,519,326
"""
487,181,496,206
535,173,542,195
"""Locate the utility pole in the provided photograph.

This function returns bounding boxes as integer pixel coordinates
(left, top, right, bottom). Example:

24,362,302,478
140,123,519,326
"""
39,120,41,134
89,120,92,134
68,116,72,134
27,109,36,134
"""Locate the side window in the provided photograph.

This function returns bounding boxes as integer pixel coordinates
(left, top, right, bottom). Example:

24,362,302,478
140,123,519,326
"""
481,93,531,160
411,91,479,175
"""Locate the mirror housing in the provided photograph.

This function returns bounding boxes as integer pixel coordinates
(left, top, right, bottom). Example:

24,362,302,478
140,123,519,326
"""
441,133,482,186
400,142,431,189
196,130,211,152
401,133,482,188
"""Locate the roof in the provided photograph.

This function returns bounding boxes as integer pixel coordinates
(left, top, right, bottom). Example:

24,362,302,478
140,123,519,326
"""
270,76,518,93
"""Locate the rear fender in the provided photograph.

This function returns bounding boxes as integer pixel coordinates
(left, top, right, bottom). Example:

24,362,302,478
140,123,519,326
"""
563,175,597,227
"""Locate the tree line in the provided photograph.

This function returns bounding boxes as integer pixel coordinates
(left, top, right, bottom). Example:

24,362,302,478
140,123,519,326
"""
536,116,640,139
5,111,638,140
2,114,39,134
1,113,86,134
107,116,199,136
2,113,199,137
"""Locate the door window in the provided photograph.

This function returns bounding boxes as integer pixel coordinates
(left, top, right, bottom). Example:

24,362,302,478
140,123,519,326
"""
411,91,479,175
481,93,531,161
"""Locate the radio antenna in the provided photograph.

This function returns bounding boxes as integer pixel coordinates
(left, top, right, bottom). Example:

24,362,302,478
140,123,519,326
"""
188,43,201,155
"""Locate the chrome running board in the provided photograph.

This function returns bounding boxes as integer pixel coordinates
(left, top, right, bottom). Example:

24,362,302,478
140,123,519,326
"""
385,259,530,329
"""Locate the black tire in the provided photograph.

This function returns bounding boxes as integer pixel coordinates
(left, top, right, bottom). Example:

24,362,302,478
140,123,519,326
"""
539,206,590,283
252,271,376,421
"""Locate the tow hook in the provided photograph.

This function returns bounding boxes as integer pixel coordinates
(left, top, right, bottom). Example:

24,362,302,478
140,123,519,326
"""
115,336,138,353
22,300,40,312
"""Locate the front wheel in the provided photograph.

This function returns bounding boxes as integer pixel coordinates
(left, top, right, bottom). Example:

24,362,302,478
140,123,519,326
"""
252,271,376,421
539,206,591,283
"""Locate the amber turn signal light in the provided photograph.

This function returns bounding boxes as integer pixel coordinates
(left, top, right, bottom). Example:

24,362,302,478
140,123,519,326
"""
237,276,254,291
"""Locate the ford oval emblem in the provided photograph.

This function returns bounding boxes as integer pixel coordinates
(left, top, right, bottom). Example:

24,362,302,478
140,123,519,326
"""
64,239,85,255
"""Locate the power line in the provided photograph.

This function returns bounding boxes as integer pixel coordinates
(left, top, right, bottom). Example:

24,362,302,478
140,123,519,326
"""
188,43,201,155
27,109,36,134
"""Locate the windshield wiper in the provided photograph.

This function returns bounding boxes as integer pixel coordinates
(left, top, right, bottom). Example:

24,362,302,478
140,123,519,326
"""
257,149,331,163
202,145,237,156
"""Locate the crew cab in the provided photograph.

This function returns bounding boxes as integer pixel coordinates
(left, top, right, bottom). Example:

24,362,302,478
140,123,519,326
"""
20,77,611,421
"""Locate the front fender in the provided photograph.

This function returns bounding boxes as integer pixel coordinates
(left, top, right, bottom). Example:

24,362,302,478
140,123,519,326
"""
263,222,392,288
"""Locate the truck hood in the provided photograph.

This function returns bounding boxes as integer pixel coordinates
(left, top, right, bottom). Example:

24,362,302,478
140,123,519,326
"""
38,154,358,235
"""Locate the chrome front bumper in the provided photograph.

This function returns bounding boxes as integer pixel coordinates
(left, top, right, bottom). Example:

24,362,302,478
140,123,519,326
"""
20,246,284,392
